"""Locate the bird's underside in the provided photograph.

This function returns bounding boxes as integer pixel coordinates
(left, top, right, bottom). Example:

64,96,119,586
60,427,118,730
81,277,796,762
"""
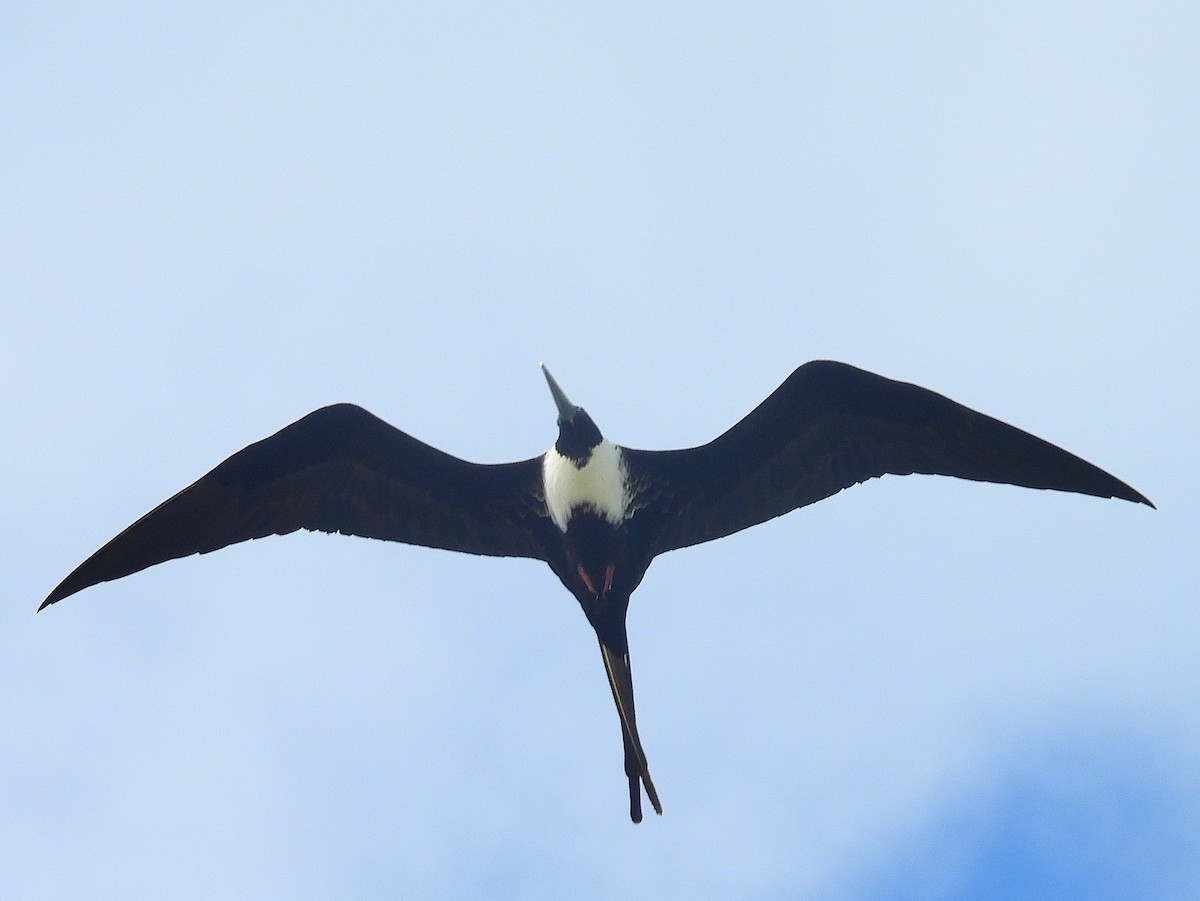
40,360,1153,823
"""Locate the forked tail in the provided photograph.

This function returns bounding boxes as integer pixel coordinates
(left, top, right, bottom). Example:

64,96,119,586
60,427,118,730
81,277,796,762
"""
598,639,662,823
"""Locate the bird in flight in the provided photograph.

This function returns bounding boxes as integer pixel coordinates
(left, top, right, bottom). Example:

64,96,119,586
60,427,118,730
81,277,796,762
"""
42,361,1152,822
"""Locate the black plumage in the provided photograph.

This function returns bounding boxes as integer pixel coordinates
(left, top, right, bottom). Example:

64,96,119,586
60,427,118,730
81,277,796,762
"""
41,360,1152,822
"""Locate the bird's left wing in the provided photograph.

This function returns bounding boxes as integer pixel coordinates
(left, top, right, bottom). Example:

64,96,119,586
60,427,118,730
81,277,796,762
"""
622,361,1152,558
42,404,551,608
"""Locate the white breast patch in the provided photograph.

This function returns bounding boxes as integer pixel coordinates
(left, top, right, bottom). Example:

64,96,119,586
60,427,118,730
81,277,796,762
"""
542,440,630,532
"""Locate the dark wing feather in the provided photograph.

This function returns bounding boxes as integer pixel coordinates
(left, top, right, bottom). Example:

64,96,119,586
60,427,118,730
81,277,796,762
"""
624,361,1153,556
42,404,550,608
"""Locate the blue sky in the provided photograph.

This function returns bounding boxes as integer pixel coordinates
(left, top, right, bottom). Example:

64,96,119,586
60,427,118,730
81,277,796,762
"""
3,3,1196,898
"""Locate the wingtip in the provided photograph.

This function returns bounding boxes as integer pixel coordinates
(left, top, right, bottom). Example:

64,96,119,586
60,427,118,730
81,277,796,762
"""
39,574,80,611
38,586,67,612
1119,485,1155,510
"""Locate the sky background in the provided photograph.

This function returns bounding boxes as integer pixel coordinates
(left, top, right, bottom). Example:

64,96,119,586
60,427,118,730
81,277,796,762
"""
3,3,1197,899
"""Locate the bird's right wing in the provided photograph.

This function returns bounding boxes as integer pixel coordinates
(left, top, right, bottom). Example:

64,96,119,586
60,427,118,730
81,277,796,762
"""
42,404,552,608
624,361,1153,557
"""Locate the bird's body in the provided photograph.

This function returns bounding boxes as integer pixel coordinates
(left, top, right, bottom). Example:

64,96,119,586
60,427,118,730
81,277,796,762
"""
41,361,1153,822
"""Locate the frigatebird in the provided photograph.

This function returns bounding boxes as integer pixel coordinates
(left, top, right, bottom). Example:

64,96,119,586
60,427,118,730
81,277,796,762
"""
41,360,1152,822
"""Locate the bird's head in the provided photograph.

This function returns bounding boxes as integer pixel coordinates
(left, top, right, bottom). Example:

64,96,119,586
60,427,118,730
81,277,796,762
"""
541,364,603,463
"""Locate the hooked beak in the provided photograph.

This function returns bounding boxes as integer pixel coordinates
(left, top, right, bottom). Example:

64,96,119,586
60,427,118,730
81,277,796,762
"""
541,364,579,423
